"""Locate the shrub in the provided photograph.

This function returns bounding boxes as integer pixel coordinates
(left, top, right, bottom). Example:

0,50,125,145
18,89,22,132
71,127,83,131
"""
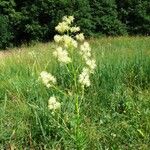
0,15,13,49
90,0,127,35
0,0,149,49
116,0,150,35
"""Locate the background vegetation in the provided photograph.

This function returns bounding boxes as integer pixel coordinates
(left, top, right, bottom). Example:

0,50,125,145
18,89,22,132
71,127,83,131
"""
0,0,150,49
0,37,150,149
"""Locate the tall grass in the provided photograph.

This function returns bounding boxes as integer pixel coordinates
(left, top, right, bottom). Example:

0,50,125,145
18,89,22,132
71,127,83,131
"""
0,37,150,149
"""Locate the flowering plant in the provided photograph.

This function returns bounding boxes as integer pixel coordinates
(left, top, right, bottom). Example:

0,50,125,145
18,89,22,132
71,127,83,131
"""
40,16,96,148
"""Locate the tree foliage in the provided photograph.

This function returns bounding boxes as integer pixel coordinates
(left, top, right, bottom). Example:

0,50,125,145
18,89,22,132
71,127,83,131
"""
0,0,150,49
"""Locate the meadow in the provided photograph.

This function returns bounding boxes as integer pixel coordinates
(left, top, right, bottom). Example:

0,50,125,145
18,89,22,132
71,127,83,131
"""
0,36,150,149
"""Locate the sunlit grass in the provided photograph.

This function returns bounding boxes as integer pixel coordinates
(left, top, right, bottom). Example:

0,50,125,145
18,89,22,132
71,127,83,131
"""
0,36,150,149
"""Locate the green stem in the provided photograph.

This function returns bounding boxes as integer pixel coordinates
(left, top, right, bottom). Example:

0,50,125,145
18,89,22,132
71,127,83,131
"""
76,95,80,117
52,85,69,98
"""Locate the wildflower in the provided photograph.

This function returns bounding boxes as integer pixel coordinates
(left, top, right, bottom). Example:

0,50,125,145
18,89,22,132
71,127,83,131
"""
80,41,92,60
76,33,84,41
63,16,74,24
53,47,71,64
80,42,91,53
55,22,70,33
53,15,96,87
54,35,63,43
40,71,56,88
48,96,61,110
86,59,96,71
68,16,74,22
63,35,78,48
82,52,91,59
71,39,78,48
79,68,91,87
70,26,80,33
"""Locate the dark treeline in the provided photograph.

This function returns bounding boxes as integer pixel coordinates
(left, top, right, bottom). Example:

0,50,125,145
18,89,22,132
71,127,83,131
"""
0,0,150,49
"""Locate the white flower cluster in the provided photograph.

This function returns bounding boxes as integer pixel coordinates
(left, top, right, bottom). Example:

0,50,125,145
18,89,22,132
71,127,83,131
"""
55,16,80,34
62,16,74,25
80,42,91,59
54,35,78,48
86,59,96,72
53,47,71,64
40,72,60,111
40,71,56,88
76,33,84,41
70,26,80,33
79,68,90,87
78,41,96,87
54,16,96,87
63,35,78,48
54,35,63,43
53,16,81,64
40,16,96,112
55,22,70,33
48,96,61,110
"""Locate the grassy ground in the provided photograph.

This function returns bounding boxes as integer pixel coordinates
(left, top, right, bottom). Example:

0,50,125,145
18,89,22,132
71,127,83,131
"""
0,37,150,149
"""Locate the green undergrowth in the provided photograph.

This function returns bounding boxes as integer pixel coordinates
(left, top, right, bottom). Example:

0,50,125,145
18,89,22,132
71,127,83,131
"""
0,37,150,149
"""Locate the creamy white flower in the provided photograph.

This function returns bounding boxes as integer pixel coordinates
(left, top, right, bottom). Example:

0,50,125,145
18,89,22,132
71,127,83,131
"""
53,47,71,64
79,68,91,87
76,33,84,41
62,16,70,23
70,26,80,33
63,35,72,47
80,42,91,53
86,59,96,71
55,22,70,33
71,39,78,48
40,71,56,88
80,42,91,57
68,16,74,22
63,16,74,24
48,96,61,110
63,35,78,48
80,41,92,60
83,52,91,59
54,35,63,43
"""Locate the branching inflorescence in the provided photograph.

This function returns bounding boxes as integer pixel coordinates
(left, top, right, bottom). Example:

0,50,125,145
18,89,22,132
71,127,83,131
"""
40,15,96,110
39,15,96,148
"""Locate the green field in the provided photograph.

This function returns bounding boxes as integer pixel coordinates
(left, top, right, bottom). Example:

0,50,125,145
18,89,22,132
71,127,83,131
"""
0,37,150,149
